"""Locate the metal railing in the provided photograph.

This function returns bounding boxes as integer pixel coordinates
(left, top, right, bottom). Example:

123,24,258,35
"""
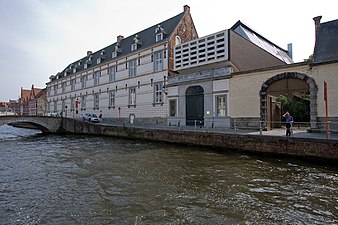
95,118,338,140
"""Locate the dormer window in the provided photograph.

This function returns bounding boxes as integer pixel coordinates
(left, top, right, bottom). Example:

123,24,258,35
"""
97,58,101,64
73,67,77,73
112,51,117,59
78,61,81,66
131,43,137,51
100,50,105,55
155,25,166,42
131,34,142,51
156,33,163,42
88,55,92,62
84,63,88,69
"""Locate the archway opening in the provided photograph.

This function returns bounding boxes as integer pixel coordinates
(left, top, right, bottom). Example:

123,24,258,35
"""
260,72,317,130
186,86,204,126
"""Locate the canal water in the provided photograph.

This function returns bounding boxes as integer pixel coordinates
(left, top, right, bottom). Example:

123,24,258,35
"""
0,124,337,225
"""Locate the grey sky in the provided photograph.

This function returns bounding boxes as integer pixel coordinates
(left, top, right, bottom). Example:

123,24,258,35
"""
0,0,337,101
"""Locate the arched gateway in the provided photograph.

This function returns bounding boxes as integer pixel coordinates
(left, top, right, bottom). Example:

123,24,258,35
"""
260,72,318,130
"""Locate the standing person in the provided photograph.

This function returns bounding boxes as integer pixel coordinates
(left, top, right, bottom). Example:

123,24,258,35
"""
283,111,294,137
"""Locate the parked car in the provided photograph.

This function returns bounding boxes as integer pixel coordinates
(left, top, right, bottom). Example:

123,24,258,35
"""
82,113,100,123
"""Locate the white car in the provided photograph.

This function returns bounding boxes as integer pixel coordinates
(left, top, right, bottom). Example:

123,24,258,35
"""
82,113,100,123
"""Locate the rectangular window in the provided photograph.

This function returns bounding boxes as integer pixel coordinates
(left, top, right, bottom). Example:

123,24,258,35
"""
154,51,163,72
62,82,66,93
109,90,115,108
129,60,137,77
70,79,75,91
93,71,100,86
216,95,227,117
108,66,116,82
129,87,136,106
61,100,65,112
93,93,99,109
53,101,57,112
154,82,163,103
81,75,87,89
169,99,177,117
70,97,75,111
81,96,86,110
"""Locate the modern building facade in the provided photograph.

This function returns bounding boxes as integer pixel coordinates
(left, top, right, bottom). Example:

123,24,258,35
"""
167,22,293,128
46,6,198,124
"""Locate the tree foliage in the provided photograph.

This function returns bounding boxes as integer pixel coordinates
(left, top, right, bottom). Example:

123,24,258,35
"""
277,94,310,122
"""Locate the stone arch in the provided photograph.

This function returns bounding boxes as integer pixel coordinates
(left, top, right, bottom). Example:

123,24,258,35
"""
260,72,318,129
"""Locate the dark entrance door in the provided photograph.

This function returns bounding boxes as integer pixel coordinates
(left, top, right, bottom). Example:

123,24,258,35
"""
186,86,204,126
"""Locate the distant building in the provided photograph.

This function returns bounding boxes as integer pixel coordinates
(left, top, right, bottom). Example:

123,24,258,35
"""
20,85,44,116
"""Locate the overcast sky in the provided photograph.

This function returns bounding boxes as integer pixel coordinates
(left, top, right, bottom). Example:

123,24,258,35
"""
0,0,337,102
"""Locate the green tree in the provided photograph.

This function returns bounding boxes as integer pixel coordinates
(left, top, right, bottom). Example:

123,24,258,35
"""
277,94,310,122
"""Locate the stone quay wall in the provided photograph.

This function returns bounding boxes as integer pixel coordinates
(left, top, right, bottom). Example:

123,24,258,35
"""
61,118,338,161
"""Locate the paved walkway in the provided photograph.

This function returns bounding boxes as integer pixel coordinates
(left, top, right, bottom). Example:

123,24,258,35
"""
102,121,338,141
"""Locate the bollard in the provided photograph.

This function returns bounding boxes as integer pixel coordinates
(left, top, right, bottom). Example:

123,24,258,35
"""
212,121,214,129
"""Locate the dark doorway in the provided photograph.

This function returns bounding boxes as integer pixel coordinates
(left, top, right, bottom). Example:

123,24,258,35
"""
186,86,204,126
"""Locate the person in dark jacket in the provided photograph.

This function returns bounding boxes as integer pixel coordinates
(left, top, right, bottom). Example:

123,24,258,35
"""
283,111,294,137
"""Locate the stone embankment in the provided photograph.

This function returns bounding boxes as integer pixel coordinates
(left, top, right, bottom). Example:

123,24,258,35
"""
61,118,338,161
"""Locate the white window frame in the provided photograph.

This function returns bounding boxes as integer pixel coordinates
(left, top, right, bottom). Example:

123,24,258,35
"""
129,87,136,106
93,93,99,109
112,51,117,58
81,96,86,110
154,51,163,72
129,60,137,77
81,75,87,89
70,79,75,91
93,71,100,86
156,33,163,42
131,43,137,51
62,82,66,93
216,95,227,117
154,82,163,104
97,58,101,64
108,66,116,82
109,90,115,108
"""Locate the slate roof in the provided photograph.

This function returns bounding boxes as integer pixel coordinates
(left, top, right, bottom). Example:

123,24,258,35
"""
231,21,293,64
313,19,338,63
53,12,185,81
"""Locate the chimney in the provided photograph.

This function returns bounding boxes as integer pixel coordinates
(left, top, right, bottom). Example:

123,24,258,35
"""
117,35,124,43
287,43,293,59
313,16,322,40
87,51,92,56
183,5,190,13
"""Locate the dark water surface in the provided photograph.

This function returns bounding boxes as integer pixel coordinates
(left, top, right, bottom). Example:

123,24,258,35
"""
0,125,337,225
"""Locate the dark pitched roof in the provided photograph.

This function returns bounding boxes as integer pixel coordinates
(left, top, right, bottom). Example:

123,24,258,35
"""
230,21,293,64
313,19,338,63
55,12,185,80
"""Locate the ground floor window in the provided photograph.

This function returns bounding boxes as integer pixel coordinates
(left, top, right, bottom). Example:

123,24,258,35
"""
169,99,177,117
93,93,99,109
154,82,163,104
109,90,115,108
129,87,136,106
81,96,86,110
216,95,227,117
